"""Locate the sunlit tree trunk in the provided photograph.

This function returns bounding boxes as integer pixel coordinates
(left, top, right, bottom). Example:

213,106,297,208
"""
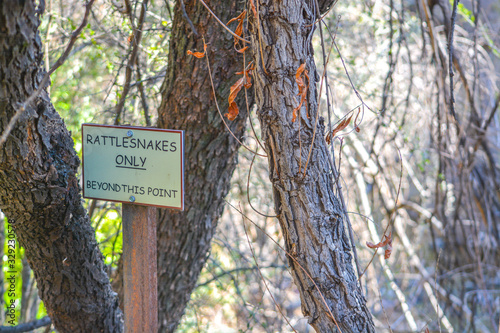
248,1,375,331
0,1,123,332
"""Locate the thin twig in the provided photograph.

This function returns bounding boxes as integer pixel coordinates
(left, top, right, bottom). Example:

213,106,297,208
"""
247,154,278,218
318,14,364,283
378,289,394,333
239,203,297,333
324,15,341,147
480,93,500,132
345,145,418,330
179,0,198,36
436,249,443,333
225,200,342,331
243,52,267,153
448,0,459,120
360,147,403,278
0,316,51,333
268,134,280,178
196,264,285,287
103,55,129,105
301,23,335,176
332,39,374,113
135,55,151,126
306,0,338,27
114,0,149,125
197,0,250,44
203,38,267,158
0,0,96,148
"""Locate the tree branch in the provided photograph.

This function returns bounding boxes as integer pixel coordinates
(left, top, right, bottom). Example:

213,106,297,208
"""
0,316,51,333
317,0,338,14
448,0,459,120
0,0,95,148
179,0,198,36
114,0,149,125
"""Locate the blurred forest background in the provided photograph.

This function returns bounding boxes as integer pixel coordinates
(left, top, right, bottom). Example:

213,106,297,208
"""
1,0,499,331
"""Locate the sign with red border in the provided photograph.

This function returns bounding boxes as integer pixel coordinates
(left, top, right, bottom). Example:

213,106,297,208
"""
82,124,184,210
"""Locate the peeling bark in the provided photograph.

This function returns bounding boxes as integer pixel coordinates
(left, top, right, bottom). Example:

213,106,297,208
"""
248,1,375,332
0,1,123,331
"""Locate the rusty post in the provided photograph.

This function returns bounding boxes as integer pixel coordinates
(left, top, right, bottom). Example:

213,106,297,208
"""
122,203,157,333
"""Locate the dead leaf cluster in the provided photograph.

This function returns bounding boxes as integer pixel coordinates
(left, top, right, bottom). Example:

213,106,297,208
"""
366,232,393,260
292,63,309,122
227,10,248,53
226,62,254,121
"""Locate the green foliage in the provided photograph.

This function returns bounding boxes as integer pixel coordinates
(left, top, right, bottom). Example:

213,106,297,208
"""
2,219,49,327
2,219,23,325
91,206,122,267
178,243,243,332
450,0,476,24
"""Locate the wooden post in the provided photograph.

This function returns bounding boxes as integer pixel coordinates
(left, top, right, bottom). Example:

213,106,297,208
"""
122,203,157,333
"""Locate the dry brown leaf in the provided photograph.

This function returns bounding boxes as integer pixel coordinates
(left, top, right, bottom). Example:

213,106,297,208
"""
226,100,240,121
226,77,245,121
367,232,393,260
366,232,392,249
333,114,353,136
236,46,249,54
187,41,207,58
187,50,205,58
293,63,309,122
425,328,430,333
236,62,254,89
227,10,246,25
326,114,353,144
354,107,361,132
225,62,254,121
227,10,247,53
295,63,307,89
384,241,393,259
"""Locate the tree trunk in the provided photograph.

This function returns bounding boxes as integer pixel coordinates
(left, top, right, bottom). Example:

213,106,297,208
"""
0,1,123,332
248,1,375,332
155,0,252,331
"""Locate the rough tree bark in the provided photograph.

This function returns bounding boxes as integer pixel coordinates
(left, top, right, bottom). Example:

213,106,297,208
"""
0,1,123,332
248,1,375,332
155,0,251,331
155,1,338,331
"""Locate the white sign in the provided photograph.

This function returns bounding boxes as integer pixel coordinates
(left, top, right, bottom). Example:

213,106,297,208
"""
82,124,184,210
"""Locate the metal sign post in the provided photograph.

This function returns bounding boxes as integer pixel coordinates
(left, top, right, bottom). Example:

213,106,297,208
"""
81,124,184,333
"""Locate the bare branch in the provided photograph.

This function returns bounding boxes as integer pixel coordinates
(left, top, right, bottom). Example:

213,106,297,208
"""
448,0,459,120
0,0,96,148
0,316,51,332
179,0,198,36
114,0,149,125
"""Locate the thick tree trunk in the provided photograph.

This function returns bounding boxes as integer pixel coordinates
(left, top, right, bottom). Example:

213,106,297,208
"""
156,0,251,331
0,1,123,332
248,1,375,332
